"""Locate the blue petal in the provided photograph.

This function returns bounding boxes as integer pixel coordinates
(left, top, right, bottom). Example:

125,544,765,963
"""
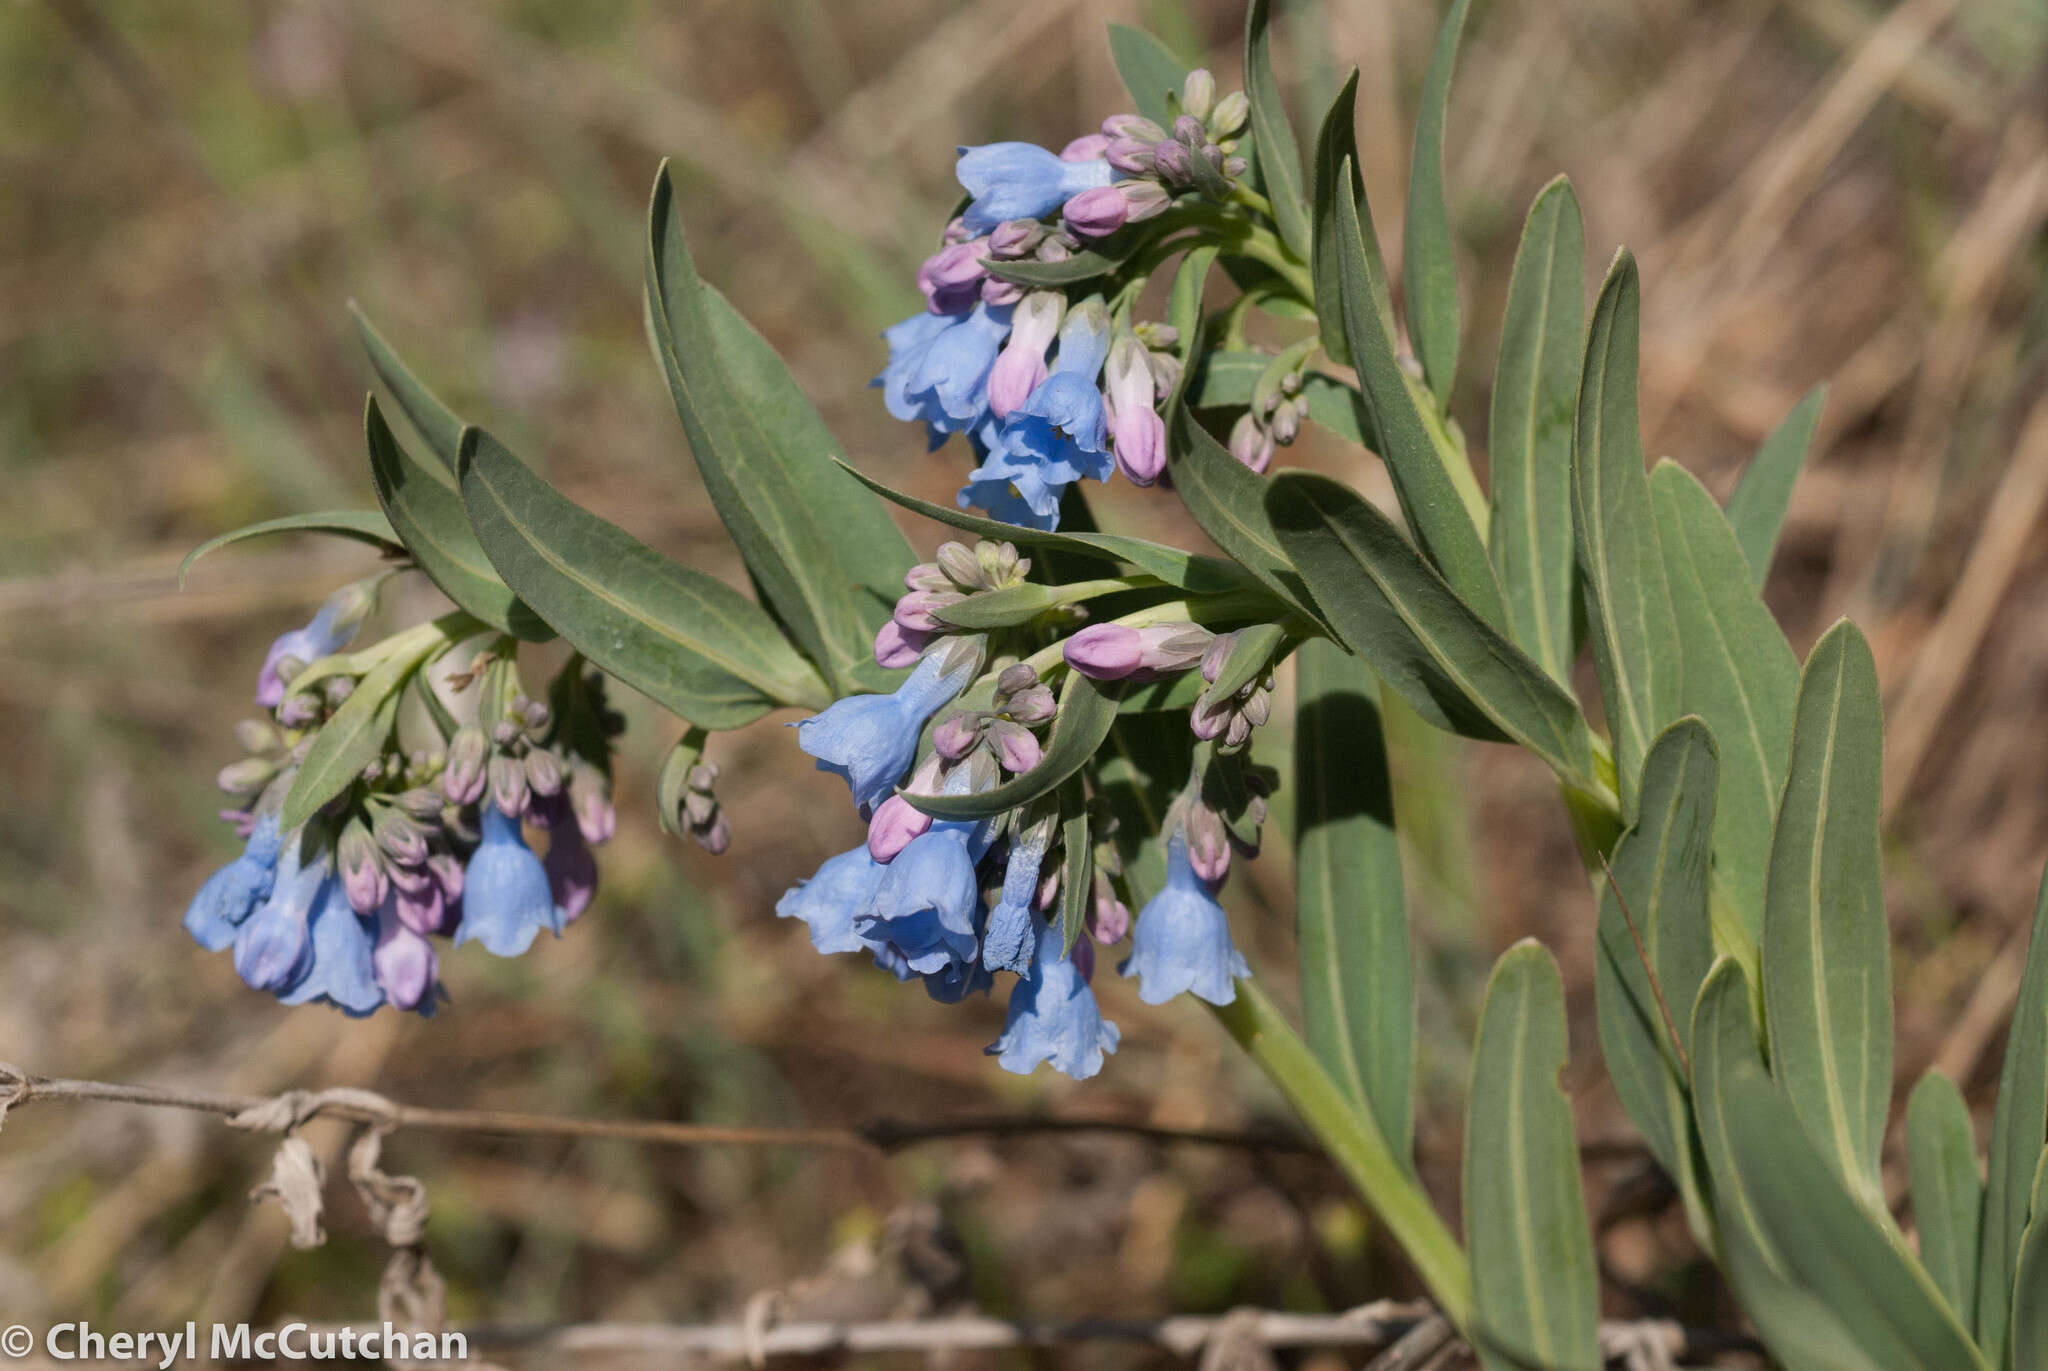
776,844,888,954
232,837,325,993
990,917,1119,1079
454,805,559,957
1119,836,1250,1006
796,654,970,813
956,143,1113,232
982,836,1045,978
279,877,384,1016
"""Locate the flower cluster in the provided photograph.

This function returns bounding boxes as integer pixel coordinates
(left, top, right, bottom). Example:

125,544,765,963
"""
776,536,1286,1079
876,68,1258,531
184,585,620,1015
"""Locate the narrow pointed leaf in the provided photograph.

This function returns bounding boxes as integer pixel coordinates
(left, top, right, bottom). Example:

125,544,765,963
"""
1905,1070,1983,1324
2013,1153,2048,1369
1573,251,1683,818
1977,863,2048,1363
1487,177,1584,682
1403,0,1474,405
1165,403,1320,616
1310,72,1390,366
1727,384,1826,589
1244,0,1310,256
1711,1066,1988,1370
1265,470,1595,789
908,670,1121,820
1107,24,1187,126
179,510,400,586
1762,619,1892,1208
364,397,554,642
280,617,461,832
1592,719,1716,1198
647,163,911,695
835,460,1259,596
351,304,464,475
1650,460,1798,936
1293,639,1413,1162
1056,777,1093,955
1464,941,1600,1371
1333,159,1503,622
458,426,826,727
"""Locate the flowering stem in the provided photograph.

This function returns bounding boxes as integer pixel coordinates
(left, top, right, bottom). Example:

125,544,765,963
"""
1207,983,1475,1332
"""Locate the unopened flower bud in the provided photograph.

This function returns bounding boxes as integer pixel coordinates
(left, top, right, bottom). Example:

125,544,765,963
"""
873,619,934,669
1062,185,1130,240
217,756,277,797
1208,90,1249,140
1118,181,1171,223
275,693,320,729
1060,132,1110,161
372,806,429,867
1222,155,1248,179
932,710,982,760
1229,411,1275,473
996,663,1040,698
1090,873,1132,944
524,746,564,797
1172,113,1206,146
1180,68,1216,122
935,541,981,589
1003,683,1057,725
1105,137,1157,175
1101,113,1167,144
917,238,990,315
980,276,1023,308
324,676,355,707
988,219,1048,259
569,759,616,846
1184,804,1232,884
985,719,1042,773
391,787,444,822
867,794,931,862
894,588,965,634
1152,140,1194,185
488,751,529,819
338,819,386,915
442,726,488,805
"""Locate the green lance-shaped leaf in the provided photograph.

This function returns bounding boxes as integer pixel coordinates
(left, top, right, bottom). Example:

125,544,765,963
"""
1573,250,1684,819
1592,719,1716,1210
280,616,463,831
835,460,1259,597
351,304,464,475
1403,0,1474,407
2014,1152,2048,1370
1333,157,1503,623
986,245,1138,289
907,670,1122,821
1710,1063,1988,1370
1978,863,2048,1364
1651,460,1798,939
1293,639,1414,1164
1165,403,1321,618
1244,0,1310,258
1265,470,1596,790
1487,177,1585,683
1464,941,1601,1371
1762,619,1892,1210
458,425,828,728
1056,777,1093,955
363,397,554,642
179,510,401,586
1694,960,1983,1371
646,162,912,696
1107,23,1187,127
1727,384,1826,590
1905,1069,1983,1324
1310,71,1391,367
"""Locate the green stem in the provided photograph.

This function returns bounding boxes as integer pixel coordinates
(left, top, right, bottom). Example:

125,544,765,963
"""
1209,983,1475,1330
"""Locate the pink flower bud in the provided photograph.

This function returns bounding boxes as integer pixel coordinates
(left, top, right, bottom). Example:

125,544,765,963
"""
988,219,1047,259
1229,411,1274,473
985,719,1042,773
1062,186,1129,239
1090,878,1132,944
1106,138,1157,175
894,588,963,633
1105,334,1166,485
987,291,1064,419
1185,805,1232,884
1101,114,1166,144
874,619,934,669
1064,624,1145,679
918,239,990,315
932,710,982,760
981,276,1023,308
867,794,931,862
1060,132,1110,161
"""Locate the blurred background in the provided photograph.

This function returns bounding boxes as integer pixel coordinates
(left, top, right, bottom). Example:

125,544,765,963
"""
1,0,2045,1363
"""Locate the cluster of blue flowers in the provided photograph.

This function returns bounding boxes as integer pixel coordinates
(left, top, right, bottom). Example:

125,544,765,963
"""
875,68,1258,531
777,538,1262,1080
184,586,622,1016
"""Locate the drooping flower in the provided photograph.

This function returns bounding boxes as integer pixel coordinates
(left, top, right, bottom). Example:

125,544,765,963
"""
795,652,974,815
1121,833,1249,1006
990,916,1121,1080
983,830,1048,978
183,811,283,952
874,310,956,447
255,581,373,708
453,803,559,957
544,821,598,924
372,898,438,1013
776,843,889,955
278,876,383,1016
959,425,1068,531
859,819,986,977
987,292,1063,420
903,303,1014,439
232,836,326,993
873,618,936,669
1104,332,1167,485
1002,300,1115,491
956,142,1113,233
